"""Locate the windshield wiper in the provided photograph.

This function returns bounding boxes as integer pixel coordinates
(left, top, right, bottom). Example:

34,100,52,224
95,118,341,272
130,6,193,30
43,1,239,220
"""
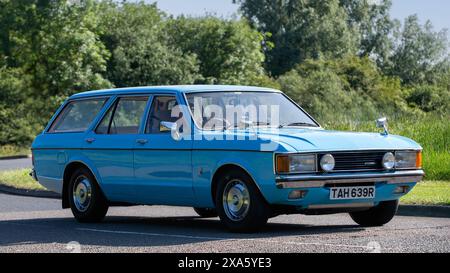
279,122,316,128
230,121,271,129
252,121,271,126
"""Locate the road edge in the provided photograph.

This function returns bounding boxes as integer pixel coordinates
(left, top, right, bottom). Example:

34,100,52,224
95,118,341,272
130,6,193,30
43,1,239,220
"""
397,204,450,218
0,154,31,160
0,184,61,199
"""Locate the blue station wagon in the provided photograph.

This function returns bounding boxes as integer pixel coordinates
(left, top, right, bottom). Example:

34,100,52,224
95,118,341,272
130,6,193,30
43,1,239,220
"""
31,85,424,232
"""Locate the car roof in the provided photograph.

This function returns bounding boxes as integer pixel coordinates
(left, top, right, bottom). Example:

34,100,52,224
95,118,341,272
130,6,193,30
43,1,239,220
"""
69,85,281,99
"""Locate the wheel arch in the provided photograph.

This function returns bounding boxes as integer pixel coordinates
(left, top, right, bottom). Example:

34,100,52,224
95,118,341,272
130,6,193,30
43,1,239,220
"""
210,163,266,206
62,160,104,209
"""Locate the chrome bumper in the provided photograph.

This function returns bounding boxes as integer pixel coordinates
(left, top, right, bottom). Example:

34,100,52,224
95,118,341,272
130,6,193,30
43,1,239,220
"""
276,170,424,189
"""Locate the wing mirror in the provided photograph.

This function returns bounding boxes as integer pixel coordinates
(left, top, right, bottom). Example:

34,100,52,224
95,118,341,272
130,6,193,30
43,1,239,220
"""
376,117,389,136
160,121,181,141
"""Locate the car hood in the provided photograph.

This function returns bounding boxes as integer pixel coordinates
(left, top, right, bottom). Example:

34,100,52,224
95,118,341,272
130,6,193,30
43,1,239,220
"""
252,128,422,152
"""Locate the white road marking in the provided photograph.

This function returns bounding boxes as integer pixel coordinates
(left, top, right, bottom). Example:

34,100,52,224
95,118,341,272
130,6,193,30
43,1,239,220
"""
77,227,232,241
77,227,377,250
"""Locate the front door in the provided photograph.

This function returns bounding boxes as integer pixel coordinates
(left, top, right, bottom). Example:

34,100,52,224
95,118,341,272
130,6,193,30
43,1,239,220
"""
133,94,194,205
83,96,149,202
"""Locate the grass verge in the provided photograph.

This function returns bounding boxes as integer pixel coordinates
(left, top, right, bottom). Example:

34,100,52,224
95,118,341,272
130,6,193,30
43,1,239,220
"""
0,168,45,191
0,145,30,158
400,181,450,206
0,168,449,205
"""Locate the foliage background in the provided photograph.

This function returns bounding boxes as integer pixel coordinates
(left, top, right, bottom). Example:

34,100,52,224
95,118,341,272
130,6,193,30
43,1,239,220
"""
0,0,448,180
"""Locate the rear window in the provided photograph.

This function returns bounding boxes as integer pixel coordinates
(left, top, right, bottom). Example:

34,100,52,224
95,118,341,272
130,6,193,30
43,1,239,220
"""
48,98,108,133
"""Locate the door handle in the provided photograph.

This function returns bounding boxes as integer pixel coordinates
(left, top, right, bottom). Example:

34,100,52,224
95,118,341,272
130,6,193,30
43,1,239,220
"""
85,138,95,143
136,139,148,144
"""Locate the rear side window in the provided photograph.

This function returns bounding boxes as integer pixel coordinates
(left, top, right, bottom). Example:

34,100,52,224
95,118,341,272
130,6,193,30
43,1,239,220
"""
96,97,148,134
48,98,107,133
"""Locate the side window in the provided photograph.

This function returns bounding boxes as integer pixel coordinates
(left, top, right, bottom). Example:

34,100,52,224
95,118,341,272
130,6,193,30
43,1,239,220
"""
146,96,179,134
48,98,107,133
96,97,148,135
95,104,114,134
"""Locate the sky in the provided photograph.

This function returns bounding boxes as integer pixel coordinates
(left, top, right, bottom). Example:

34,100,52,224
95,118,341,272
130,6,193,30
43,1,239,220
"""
146,0,450,32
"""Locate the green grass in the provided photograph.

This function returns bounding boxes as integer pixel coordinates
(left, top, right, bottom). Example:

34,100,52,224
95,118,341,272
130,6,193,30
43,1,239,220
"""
0,168,449,206
0,145,30,158
0,168,45,191
401,181,450,206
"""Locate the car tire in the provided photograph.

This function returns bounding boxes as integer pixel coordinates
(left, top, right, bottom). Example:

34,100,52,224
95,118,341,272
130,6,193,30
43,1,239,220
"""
68,167,109,223
193,207,218,218
215,169,269,233
349,200,399,227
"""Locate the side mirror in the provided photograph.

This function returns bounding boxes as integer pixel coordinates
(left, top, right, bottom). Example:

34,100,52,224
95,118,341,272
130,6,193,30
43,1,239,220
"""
376,117,389,136
161,121,181,141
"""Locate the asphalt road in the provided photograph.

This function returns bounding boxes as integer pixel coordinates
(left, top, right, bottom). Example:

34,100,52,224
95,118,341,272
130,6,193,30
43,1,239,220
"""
0,193,449,253
0,158,32,171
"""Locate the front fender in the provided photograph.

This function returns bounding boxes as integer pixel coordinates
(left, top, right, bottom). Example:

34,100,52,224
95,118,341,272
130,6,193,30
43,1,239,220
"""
192,150,276,207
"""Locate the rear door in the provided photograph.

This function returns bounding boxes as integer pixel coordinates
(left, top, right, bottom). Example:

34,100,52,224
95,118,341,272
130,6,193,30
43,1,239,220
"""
83,96,149,202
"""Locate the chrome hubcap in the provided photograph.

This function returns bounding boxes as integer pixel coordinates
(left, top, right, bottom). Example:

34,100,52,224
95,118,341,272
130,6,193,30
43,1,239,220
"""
73,176,92,212
223,180,250,221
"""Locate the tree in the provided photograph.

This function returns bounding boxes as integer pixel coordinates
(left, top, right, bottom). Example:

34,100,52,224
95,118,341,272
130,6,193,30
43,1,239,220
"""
98,1,201,87
278,56,408,121
166,16,270,85
234,0,359,76
339,0,397,68
0,0,111,97
0,0,112,136
388,15,449,86
0,67,34,145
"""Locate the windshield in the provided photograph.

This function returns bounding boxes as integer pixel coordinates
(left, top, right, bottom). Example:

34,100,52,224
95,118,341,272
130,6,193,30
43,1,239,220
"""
186,91,318,130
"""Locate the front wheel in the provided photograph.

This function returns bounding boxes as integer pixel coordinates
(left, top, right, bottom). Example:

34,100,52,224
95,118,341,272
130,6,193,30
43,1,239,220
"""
68,167,109,223
216,170,269,232
349,200,399,227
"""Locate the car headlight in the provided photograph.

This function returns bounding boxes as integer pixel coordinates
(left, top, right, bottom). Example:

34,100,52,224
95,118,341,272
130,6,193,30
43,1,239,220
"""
320,154,335,172
396,151,422,169
276,154,316,173
382,152,395,170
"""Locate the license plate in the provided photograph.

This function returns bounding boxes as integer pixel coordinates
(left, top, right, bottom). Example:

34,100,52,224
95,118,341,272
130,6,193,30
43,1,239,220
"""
329,186,375,200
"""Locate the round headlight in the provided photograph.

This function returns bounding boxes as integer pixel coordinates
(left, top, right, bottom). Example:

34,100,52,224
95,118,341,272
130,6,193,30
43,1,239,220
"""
320,154,335,172
382,152,395,170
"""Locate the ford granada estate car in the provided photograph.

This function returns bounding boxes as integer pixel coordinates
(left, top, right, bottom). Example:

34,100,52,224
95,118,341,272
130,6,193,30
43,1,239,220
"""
31,85,424,232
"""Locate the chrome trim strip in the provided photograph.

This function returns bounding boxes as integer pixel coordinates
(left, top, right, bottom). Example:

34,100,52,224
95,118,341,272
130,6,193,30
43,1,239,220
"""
273,149,423,175
275,149,422,155
276,170,424,188
308,202,375,209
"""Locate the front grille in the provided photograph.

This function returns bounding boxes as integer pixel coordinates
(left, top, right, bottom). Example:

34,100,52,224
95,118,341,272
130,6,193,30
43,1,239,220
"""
318,151,391,172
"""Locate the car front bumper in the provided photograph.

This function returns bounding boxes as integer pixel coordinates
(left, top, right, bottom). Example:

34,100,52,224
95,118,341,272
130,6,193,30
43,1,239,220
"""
275,170,424,189
266,170,424,209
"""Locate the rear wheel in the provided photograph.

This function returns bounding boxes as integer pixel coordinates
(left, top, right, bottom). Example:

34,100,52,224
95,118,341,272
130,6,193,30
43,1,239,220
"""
193,207,218,218
216,170,269,232
349,200,399,227
68,167,109,223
